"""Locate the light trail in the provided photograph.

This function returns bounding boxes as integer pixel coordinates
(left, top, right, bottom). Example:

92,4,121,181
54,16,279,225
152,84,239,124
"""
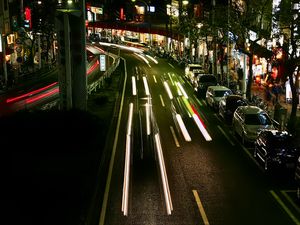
6,82,58,103
122,103,134,216
192,114,212,141
168,73,175,86
163,81,173,100
143,76,150,96
145,54,158,64
146,102,151,135
176,82,188,99
154,133,173,215
26,87,59,104
134,53,150,67
132,76,137,96
176,114,191,142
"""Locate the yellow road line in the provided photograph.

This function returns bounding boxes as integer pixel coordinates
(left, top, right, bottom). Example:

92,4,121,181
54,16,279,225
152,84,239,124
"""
270,190,300,225
192,190,210,225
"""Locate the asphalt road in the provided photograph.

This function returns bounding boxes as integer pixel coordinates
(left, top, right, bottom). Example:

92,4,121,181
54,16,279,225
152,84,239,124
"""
102,47,300,225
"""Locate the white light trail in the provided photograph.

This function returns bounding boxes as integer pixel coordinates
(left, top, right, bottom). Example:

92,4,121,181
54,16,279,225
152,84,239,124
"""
168,73,175,86
154,133,173,215
146,102,151,135
164,81,173,100
122,103,134,216
146,54,158,64
177,82,188,99
134,53,150,66
176,114,191,142
192,114,212,141
132,76,137,96
143,76,150,96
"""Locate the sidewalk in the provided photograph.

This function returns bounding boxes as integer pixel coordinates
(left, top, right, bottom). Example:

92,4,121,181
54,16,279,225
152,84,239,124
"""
251,83,300,130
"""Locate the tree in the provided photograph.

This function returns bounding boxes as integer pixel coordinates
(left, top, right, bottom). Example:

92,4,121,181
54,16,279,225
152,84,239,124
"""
273,0,300,132
229,0,273,99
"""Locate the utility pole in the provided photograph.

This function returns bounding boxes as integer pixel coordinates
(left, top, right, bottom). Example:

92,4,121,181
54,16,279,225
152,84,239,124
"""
227,0,231,87
56,0,87,111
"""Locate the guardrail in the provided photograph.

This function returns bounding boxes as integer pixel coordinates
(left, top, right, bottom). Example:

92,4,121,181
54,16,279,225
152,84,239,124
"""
87,52,120,95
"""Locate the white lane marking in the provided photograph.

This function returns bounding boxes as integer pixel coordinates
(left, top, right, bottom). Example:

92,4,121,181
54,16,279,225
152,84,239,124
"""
217,125,235,146
281,190,300,214
153,75,157,83
213,114,223,123
146,102,151,135
193,190,210,225
170,126,180,147
194,95,203,106
177,82,188,99
159,94,165,107
270,190,300,225
168,63,174,68
240,144,264,172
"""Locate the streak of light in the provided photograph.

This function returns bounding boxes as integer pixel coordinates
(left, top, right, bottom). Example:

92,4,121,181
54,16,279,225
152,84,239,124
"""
176,114,191,142
25,87,59,104
132,76,137,96
154,133,173,215
87,61,98,75
168,73,175,86
153,75,157,83
145,54,158,64
126,103,134,135
122,103,134,216
170,126,180,147
177,82,188,99
177,88,182,96
146,102,151,135
182,97,193,118
97,42,143,54
6,82,58,103
163,81,173,100
134,53,150,67
142,76,150,96
159,94,165,107
192,114,212,141
192,190,210,225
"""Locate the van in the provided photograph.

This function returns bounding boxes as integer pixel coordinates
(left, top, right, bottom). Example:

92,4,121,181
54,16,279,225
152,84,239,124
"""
185,64,204,84
205,86,232,110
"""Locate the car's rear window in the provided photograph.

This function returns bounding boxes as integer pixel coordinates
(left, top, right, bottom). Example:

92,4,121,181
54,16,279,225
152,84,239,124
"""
245,113,272,125
215,90,232,97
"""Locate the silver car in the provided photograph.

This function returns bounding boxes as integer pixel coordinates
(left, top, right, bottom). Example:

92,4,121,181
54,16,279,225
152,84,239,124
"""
232,106,274,144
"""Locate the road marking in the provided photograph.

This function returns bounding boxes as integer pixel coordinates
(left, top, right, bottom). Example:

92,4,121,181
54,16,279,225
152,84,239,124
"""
213,114,222,123
153,75,157,83
217,125,235,146
168,63,174,68
281,190,300,214
270,190,300,225
192,190,210,225
194,95,203,106
170,126,180,147
159,94,165,107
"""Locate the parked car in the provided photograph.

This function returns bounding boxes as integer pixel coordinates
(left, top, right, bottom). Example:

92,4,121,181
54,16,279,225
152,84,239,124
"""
194,74,218,97
219,94,248,122
232,106,274,144
206,86,233,111
254,129,300,171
